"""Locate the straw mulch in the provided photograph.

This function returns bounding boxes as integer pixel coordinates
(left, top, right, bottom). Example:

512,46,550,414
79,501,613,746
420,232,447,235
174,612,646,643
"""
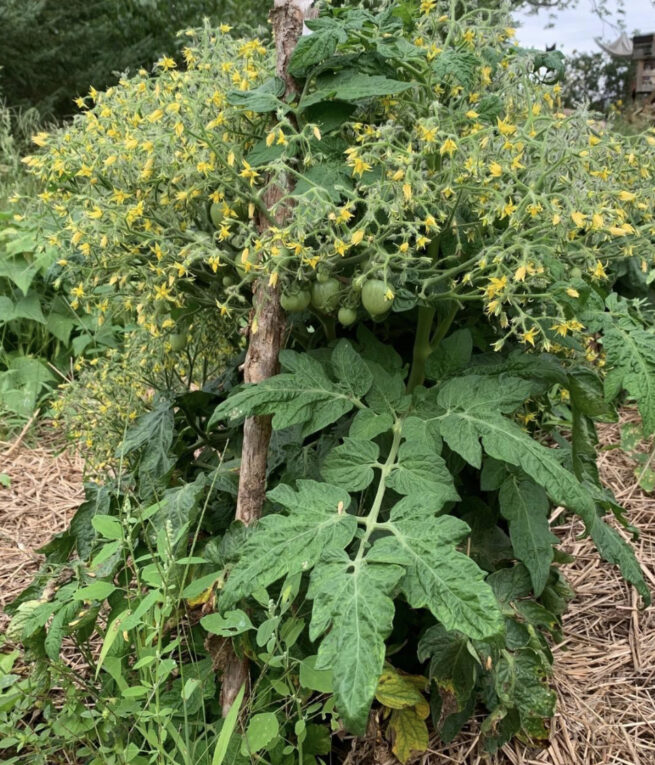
0,415,653,764
417,412,655,765
0,425,84,631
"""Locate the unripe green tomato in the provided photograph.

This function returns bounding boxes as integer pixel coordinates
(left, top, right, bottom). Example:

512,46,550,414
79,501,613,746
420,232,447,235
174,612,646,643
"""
169,332,187,351
209,202,224,229
280,289,311,312
222,275,235,287
361,279,392,317
316,267,331,284
570,267,582,279
311,278,340,313
338,306,358,326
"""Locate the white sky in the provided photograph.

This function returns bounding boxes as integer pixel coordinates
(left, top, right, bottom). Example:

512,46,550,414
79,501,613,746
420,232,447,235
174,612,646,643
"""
513,0,655,55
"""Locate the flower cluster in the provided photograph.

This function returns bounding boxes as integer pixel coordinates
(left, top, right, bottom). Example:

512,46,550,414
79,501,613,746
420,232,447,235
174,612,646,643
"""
19,4,655,357
51,314,235,471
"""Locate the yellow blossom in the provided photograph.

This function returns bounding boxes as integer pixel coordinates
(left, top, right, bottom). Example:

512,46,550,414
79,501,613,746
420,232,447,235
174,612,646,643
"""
32,131,50,147
514,265,527,282
496,117,516,136
521,327,538,346
570,211,586,228
158,56,177,70
590,261,607,280
439,138,457,157
485,275,507,299
239,160,260,186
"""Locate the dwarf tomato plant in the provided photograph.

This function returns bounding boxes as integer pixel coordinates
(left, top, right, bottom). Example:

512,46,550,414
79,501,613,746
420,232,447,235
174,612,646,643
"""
11,0,655,761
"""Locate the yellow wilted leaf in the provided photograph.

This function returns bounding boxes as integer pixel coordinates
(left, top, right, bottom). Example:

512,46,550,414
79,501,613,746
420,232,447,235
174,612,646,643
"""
186,586,214,608
375,667,425,710
388,707,429,764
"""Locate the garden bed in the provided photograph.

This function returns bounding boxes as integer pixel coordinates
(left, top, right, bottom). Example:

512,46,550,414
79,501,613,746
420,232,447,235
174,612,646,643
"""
0,417,653,765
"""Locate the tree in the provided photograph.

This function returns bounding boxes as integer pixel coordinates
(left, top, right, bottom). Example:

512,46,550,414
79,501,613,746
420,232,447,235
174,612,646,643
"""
0,0,266,119
561,50,634,111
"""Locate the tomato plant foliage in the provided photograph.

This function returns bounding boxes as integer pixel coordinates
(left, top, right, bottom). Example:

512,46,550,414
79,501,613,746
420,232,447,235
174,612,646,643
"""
8,0,655,761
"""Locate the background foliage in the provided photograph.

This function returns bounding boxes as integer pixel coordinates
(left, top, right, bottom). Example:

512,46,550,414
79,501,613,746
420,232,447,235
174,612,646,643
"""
0,0,266,119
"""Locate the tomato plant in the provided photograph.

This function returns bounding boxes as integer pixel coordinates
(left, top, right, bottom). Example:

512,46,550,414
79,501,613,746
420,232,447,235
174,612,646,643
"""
10,0,655,762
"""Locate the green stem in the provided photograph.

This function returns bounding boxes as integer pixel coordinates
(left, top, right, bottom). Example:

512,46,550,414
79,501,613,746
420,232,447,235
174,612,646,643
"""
430,301,458,351
296,698,304,763
407,306,436,393
355,425,403,562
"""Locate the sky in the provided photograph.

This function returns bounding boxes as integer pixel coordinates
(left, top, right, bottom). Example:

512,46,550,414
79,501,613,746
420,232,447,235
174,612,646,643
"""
513,0,655,55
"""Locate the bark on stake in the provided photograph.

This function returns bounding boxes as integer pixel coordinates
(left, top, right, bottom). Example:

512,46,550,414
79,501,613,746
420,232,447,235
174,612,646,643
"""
219,0,315,716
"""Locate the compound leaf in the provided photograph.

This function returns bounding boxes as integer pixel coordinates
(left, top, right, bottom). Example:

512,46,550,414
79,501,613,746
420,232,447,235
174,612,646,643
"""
308,554,403,734
369,512,503,640
210,343,368,436
220,481,356,609
602,310,655,434
434,379,649,603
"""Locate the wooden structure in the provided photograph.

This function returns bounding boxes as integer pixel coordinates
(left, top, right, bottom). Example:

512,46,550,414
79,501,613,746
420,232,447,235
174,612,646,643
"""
633,34,655,94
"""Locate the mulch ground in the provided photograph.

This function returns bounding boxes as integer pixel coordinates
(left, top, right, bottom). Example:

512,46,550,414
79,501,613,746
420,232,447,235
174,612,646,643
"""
0,415,653,764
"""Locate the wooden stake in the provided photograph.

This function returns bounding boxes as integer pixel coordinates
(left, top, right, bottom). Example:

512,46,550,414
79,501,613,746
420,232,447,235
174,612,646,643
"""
219,0,314,716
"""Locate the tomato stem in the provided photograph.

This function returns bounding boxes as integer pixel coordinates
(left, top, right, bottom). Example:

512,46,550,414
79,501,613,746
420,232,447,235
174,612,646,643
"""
407,306,436,393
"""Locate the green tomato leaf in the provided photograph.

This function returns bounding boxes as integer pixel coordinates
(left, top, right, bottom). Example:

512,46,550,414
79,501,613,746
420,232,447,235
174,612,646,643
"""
321,438,379,491
425,329,472,381
289,28,344,77
308,553,404,735
386,440,459,505
300,68,412,109
220,481,356,609
417,624,477,711
349,409,394,440
369,512,503,640
434,380,650,604
498,475,557,596
210,345,367,437
331,338,374,398
227,77,286,113
601,306,655,434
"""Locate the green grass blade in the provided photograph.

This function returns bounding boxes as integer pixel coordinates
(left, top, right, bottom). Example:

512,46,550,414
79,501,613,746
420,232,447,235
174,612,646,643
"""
212,684,245,765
